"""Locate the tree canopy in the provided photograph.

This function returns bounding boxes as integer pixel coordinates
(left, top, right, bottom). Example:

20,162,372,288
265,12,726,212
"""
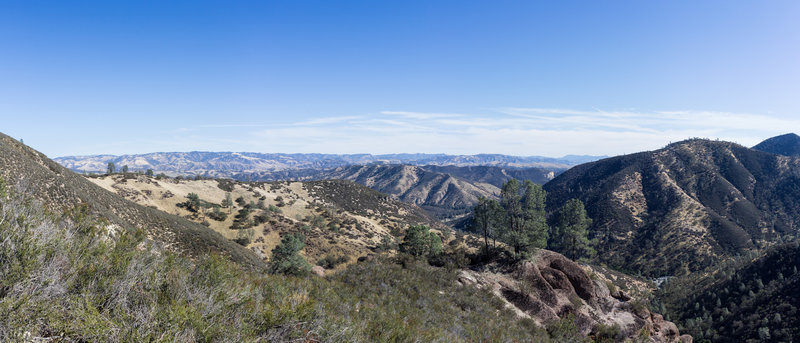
498,179,548,258
400,225,442,259
551,198,595,260
269,233,311,276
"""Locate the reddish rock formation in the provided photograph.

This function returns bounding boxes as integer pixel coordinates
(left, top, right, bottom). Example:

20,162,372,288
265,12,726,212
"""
458,250,692,343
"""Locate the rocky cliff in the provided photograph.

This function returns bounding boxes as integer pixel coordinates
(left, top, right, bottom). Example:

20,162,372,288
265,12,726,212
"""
459,250,692,342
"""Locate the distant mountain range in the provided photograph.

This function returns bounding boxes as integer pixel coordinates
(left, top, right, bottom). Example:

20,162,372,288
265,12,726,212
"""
55,152,581,224
54,152,604,175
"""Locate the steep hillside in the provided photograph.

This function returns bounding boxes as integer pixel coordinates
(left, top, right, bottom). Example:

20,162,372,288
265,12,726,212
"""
0,133,265,270
235,164,556,225
86,174,448,266
752,133,800,157
420,165,559,187
55,151,596,176
544,139,800,276
657,242,800,342
315,164,500,221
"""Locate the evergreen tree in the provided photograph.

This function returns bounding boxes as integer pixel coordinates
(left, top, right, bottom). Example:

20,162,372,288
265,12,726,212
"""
551,198,596,260
145,169,154,177
269,233,311,276
221,192,233,213
499,179,549,258
522,180,548,250
471,196,503,255
400,225,442,259
122,165,129,173
107,162,115,174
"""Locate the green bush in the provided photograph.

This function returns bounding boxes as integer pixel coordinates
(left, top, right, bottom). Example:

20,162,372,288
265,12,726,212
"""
317,252,349,269
400,225,442,259
269,233,311,276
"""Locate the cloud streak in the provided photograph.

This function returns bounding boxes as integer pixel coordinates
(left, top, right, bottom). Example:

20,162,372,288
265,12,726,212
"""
204,108,798,157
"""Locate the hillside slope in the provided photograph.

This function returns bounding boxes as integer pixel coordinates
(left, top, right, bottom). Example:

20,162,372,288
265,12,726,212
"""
0,133,265,270
236,164,557,224
86,174,448,265
544,139,800,276
752,133,800,157
420,164,558,187
316,164,500,220
658,242,800,342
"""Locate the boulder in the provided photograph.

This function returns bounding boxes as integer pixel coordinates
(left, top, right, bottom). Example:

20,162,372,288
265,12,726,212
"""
310,265,325,277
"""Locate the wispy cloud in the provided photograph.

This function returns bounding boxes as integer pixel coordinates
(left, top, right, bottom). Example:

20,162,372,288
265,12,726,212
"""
175,108,797,157
381,111,463,120
197,124,268,128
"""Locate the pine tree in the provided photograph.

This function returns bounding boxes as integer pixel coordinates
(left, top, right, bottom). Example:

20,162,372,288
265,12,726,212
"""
522,180,548,250
499,179,549,258
269,233,311,276
551,198,596,260
400,225,442,259
471,196,503,255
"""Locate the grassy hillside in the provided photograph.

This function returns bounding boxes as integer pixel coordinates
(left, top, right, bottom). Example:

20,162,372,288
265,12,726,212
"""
85,174,458,266
0,133,265,270
0,181,563,342
544,138,800,276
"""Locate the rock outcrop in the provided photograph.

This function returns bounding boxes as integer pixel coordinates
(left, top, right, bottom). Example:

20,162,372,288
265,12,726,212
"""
458,250,691,342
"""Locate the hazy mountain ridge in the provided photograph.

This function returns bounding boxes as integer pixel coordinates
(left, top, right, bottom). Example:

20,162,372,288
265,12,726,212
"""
55,151,601,175
544,138,800,276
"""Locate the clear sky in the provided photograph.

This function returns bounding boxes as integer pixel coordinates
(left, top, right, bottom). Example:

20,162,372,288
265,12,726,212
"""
2,0,799,158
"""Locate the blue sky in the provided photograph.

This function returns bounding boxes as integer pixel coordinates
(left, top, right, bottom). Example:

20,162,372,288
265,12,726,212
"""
2,1,799,157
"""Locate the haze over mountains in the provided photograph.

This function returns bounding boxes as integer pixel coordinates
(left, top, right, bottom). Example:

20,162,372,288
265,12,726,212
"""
54,152,601,176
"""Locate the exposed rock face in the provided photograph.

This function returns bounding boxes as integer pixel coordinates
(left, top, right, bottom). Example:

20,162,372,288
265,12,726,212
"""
458,250,691,342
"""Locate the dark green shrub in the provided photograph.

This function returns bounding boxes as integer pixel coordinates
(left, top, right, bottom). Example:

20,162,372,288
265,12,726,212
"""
317,253,349,269
269,233,311,276
400,225,442,259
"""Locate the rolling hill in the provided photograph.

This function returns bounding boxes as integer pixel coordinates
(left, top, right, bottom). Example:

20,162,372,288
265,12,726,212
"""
0,133,265,270
310,164,501,222
85,173,450,266
182,164,556,225
544,138,800,276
